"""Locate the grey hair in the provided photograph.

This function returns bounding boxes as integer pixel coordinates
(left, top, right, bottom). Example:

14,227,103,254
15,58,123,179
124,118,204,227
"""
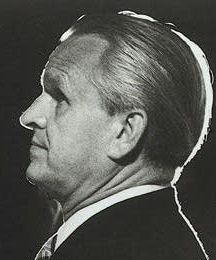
60,13,213,169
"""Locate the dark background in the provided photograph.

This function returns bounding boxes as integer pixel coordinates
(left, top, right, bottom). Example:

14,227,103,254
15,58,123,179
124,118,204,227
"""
0,0,215,259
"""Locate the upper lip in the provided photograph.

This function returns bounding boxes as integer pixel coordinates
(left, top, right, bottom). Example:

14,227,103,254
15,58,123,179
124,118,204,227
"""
31,140,47,150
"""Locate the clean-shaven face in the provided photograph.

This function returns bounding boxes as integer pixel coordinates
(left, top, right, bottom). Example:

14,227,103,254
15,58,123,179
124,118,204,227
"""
20,34,112,201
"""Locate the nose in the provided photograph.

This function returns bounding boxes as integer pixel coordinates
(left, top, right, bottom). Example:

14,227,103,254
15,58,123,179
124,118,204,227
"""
19,92,52,130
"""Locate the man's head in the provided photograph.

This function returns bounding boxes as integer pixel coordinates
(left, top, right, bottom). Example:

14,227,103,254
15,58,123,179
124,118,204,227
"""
20,12,212,202
60,13,210,168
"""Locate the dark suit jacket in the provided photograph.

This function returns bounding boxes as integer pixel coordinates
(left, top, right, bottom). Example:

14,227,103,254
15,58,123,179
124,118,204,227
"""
51,187,206,260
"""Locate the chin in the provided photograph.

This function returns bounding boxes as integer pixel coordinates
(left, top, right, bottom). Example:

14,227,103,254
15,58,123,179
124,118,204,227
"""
25,162,62,200
25,161,46,186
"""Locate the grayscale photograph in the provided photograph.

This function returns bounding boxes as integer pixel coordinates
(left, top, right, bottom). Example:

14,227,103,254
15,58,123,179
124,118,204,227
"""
0,0,215,259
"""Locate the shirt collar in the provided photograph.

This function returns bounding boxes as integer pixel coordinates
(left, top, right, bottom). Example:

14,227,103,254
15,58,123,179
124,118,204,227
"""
55,184,170,251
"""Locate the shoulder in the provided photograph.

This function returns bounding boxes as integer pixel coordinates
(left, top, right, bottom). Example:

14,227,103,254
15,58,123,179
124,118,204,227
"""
52,188,206,260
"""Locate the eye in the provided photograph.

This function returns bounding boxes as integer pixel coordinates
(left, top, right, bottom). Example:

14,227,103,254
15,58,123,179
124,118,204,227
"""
53,91,69,116
56,98,67,107
44,85,69,116
51,88,66,103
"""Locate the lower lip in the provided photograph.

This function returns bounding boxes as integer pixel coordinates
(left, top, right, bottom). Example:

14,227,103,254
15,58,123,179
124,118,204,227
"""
30,145,47,157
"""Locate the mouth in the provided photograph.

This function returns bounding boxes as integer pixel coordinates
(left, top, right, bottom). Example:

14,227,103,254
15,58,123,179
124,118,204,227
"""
31,140,47,150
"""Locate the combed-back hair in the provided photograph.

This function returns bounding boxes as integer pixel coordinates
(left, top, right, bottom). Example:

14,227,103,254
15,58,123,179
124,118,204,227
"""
62,14,206,169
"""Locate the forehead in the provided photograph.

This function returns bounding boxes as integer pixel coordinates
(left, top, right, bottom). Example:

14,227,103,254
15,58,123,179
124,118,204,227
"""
42,34,108,94
46,34,108,76
41,34,109,103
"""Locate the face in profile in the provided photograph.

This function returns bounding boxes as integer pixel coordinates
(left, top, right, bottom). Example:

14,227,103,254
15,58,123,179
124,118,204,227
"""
20,34,112,200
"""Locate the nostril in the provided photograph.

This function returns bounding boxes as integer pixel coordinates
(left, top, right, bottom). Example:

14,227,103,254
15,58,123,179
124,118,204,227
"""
25,122,38,131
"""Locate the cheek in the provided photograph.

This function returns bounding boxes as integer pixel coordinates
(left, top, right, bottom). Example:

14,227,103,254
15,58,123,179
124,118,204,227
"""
54,120,105,167
46,117,95,163
45,104,109,169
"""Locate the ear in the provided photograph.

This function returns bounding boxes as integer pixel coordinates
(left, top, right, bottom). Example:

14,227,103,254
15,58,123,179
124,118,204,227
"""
107,110,147,160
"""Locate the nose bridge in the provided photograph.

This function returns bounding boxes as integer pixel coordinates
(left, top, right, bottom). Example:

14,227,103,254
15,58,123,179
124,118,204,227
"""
20,92,52,130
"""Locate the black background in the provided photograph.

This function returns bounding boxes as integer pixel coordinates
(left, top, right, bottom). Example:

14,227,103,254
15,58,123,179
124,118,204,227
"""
0,0,215,259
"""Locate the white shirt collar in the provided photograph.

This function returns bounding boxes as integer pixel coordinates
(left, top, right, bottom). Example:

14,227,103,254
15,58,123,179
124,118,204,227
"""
55,184,170,251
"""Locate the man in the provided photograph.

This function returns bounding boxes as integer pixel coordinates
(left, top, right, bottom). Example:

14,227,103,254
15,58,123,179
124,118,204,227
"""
20,11,213,260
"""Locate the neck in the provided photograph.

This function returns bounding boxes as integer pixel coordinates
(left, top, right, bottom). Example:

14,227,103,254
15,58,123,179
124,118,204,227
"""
60,161,173,221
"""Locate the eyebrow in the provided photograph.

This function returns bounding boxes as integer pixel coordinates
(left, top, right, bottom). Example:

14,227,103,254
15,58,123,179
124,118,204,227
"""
41,63,88,103
41,69,69,99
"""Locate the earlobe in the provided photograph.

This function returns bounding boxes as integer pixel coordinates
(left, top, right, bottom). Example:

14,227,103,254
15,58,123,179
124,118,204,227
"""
108,110,147,161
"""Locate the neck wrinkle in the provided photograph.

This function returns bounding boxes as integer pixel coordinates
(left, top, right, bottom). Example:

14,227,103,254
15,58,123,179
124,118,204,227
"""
61,162,173,221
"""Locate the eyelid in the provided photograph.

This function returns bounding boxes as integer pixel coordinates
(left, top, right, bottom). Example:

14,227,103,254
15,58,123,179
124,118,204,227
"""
46,87,67,102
